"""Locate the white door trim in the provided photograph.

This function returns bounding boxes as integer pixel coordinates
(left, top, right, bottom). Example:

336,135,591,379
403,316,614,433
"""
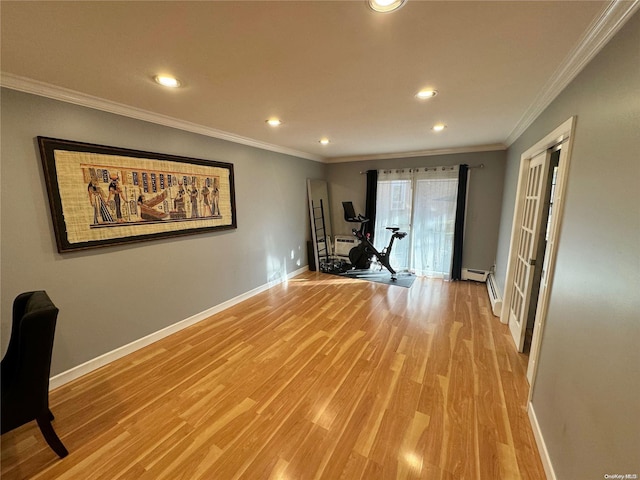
526,120,576,392
500,117,576,392
500,117,575,325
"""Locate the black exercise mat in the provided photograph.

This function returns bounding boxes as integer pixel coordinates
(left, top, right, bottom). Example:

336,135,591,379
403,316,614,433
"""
337,269,416,288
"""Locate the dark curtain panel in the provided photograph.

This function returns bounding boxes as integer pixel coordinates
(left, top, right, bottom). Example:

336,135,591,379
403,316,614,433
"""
451,164,469,280
364,170,378,240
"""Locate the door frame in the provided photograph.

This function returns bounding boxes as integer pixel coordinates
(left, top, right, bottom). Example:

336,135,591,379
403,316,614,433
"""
500,117,576,389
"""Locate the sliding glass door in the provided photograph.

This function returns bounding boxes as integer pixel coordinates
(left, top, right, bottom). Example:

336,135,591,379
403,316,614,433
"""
412,170,459,279
374,167,460,279
374,173,412,271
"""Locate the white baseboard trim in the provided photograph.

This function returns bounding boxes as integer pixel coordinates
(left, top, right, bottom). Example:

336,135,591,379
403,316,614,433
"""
49,266,308,390
528,402,556,480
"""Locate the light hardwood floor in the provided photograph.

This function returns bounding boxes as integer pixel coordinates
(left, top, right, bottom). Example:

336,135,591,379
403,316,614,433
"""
1,272,545,479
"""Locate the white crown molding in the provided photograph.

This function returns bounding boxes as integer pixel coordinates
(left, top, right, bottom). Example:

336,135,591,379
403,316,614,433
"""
5,0,635,162
325,143,506,164
0,72,502,164
0,72,325,163
505,0,640,146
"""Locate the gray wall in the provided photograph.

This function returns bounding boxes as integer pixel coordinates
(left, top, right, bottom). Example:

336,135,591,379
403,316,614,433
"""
0,88,325,375
326,150,506,272
494,12,639,479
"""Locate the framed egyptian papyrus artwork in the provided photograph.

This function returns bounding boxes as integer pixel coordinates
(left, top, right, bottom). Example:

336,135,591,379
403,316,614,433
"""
38,137,237,252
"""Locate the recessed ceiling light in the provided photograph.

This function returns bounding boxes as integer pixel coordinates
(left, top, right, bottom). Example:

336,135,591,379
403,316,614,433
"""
416,89,438,99
154,75,181,88
368,0,407,13
266,118,282,127
432,123,447,132
319,138,330,145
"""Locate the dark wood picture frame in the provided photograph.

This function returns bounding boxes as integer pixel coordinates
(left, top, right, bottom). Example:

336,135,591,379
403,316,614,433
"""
38,137,237,252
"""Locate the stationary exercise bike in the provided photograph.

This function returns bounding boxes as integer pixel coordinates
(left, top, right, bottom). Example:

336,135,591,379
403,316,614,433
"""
342,202,407,280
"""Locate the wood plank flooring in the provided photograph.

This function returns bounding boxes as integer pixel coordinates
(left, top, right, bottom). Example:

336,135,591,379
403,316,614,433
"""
1,272,546,479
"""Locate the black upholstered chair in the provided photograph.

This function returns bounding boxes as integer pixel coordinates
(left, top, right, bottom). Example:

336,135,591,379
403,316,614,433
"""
1,291,68,458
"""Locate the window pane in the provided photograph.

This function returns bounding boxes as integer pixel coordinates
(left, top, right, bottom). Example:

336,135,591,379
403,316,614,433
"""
412,178,458,278
374,179,411,270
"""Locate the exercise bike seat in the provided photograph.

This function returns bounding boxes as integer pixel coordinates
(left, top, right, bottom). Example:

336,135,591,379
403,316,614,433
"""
386,227,400,232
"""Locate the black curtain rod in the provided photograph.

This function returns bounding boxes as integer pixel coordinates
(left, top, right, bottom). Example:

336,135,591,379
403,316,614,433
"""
360,164,484,174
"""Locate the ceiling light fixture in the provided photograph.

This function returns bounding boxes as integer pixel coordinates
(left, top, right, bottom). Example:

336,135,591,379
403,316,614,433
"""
432,123,447,132
154,74,181,88
266,118,282,127
368,0,407,13
319,138,330,145
416,89,438,99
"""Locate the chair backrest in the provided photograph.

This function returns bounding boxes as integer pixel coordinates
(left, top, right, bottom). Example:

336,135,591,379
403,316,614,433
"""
1,291,59,431
1,291,69,458
20,292,59,393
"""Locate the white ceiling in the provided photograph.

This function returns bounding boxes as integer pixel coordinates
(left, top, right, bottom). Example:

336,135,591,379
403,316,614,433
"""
0,1,633,162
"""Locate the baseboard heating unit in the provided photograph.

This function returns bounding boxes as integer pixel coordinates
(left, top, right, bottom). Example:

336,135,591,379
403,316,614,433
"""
486,273,503,317
334,235,357,257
